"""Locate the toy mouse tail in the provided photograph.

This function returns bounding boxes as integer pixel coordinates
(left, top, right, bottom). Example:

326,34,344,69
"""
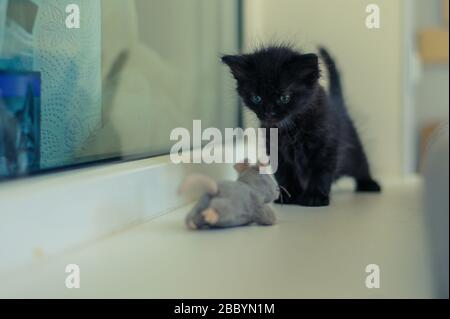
178,174,219,196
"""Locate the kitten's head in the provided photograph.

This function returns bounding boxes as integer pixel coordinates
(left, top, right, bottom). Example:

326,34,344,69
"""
222,45,320,126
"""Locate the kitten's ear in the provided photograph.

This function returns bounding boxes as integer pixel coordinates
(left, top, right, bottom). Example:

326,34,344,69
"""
287,53,320,84
221,54,249,81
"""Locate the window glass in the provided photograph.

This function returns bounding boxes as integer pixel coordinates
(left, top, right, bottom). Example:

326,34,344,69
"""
0,0,240,181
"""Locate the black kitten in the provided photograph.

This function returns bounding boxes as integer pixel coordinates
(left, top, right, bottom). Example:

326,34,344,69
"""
222,45,381,207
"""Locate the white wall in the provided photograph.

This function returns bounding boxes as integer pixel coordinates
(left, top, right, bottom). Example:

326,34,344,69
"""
243,0,407,178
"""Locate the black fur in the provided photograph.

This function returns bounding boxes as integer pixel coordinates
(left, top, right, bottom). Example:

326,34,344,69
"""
222,45,381,207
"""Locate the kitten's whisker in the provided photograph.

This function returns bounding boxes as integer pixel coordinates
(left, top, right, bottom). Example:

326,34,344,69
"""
278,185,291,198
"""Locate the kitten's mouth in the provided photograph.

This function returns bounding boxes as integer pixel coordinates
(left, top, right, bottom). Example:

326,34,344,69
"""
261,115,292,128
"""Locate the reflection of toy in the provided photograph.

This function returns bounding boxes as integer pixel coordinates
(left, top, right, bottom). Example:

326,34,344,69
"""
179,160,279,230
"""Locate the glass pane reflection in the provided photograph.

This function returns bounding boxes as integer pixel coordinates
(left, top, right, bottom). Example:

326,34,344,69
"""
0,0,240,181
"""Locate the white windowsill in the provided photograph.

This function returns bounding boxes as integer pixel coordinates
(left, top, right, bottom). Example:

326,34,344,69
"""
0,144,240,275
0,135,437,298
0,175,434,298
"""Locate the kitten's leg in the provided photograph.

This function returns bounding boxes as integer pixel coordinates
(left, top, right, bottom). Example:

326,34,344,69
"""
353,152,382,192
273,162,304,205
350,144,381,193
293,148,335,207
345,125,382,193
356,179,381,192
296,171,332,207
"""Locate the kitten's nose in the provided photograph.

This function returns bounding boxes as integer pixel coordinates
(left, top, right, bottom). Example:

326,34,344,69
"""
265,111,276,118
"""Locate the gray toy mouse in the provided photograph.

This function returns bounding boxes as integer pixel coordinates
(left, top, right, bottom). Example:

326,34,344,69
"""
179,160,280,230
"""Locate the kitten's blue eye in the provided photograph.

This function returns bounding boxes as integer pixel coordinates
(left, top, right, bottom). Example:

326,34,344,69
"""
250,95,262,104
280,95,291,104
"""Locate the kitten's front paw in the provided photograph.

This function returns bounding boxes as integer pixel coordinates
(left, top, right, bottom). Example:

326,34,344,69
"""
297,193,330,207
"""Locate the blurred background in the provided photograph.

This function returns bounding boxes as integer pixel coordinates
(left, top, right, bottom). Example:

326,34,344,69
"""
0,0,448,181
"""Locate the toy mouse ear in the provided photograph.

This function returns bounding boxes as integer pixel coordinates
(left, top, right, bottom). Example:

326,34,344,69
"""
234,159,250,173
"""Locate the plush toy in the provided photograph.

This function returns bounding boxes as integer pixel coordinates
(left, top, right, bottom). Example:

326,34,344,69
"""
179,160,280,230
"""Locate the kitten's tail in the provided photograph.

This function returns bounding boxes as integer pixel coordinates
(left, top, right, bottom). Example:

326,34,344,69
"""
178,174,219,196
318,47,344,104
